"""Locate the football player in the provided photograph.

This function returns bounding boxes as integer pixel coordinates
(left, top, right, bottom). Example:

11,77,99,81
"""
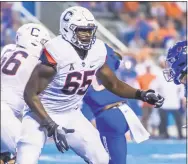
1,43,16,164
1,23,50,163
16,6,164,164
163,40,187,128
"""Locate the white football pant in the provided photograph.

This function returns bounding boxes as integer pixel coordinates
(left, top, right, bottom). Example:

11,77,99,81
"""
16,109,109,164
1,101,21,155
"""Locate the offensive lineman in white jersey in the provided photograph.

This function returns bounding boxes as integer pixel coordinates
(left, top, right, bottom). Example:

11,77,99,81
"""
0,23,50,163
16,6,164,164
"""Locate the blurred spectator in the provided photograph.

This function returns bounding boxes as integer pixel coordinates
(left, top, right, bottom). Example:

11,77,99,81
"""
1,22,6,46
118,13,138,44
147,19,178,48
150,2,166,18
136,12,154,41
128,34,145,49
1,2,13,29
148,108,160,137
78,2,108,12
179,13,187,40
1,2,23,47
134,44,153,65
150,56,185,139
161,2,183,20
123,2,140,14
107,2,124,14
136,62,156,130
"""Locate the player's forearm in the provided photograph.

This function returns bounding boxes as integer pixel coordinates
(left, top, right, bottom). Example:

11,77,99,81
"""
106,79,138,99
97,65,139,99
24,92,49,120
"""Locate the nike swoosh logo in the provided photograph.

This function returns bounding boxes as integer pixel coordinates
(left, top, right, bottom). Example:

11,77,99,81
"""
90,65,95,68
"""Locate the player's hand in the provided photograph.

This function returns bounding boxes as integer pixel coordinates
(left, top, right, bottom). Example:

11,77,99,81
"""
53,126,74,153
40,117,74,153
140,89,165,108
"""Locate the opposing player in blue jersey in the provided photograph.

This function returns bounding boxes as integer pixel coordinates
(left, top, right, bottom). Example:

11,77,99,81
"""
82,45,164,164
163,40,187,128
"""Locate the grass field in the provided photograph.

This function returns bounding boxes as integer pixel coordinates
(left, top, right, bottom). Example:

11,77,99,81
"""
39,139,186,164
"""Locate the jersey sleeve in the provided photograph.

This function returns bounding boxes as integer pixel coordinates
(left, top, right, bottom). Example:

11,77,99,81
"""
40,37,62,67
105,44,121,71
39,48,57,66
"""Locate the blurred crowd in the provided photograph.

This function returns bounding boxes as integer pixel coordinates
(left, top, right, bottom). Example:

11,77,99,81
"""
1,2,25,48
78,2,186,49
1,1,187,139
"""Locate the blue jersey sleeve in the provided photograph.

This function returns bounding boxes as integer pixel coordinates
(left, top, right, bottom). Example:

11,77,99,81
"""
105,44,121,71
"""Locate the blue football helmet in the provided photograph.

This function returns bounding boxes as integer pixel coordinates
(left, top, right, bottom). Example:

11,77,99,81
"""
163,40,187,84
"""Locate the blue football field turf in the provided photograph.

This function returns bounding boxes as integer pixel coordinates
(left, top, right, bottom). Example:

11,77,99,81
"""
39,139,186,164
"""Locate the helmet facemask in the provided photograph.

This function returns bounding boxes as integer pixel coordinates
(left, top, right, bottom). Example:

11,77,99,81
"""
163,68,175,82
70,24,97,50
163,55,187,84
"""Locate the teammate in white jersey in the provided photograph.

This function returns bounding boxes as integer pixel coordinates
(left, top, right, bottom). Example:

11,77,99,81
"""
16,6,164,164
0,23,50,163
1,43,17,164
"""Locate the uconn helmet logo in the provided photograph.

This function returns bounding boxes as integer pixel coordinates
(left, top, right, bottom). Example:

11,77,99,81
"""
31,28,40,37
63,11,73,21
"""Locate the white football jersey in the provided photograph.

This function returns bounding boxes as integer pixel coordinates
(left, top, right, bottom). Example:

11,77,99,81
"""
1,45,41,116
40,36,107,113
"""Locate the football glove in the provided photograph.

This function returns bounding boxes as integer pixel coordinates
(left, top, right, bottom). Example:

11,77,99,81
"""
136,89,165,108
40,117,74,153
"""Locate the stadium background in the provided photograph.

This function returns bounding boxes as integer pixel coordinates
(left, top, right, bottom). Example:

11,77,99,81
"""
1,1,187,164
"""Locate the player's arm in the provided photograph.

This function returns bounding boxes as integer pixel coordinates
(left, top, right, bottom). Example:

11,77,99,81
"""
24,48,58,120
24,49,74,153
24,63,56,120
96,64,165,107
96,63,137,98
